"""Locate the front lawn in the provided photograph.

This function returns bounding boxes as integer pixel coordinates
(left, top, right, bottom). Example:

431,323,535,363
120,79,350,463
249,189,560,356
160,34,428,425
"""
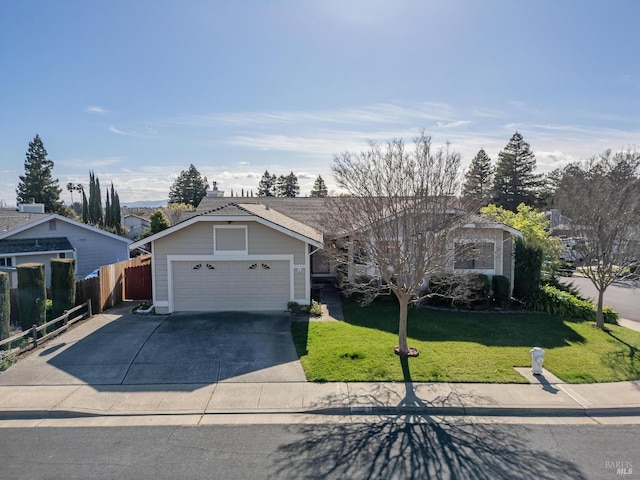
291,301,640,383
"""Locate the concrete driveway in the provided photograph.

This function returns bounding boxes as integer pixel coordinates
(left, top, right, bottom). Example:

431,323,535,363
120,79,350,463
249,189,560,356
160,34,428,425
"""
0,305,305,390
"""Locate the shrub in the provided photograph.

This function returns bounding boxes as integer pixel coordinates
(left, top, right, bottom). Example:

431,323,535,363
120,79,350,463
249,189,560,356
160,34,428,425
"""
491,275,510,307
0,272,9,341
425,273,490,308
17,263,46,331
526,284,619,324
513,238,543,300
287,301,302,314
51,258,76,319
309,300,323,316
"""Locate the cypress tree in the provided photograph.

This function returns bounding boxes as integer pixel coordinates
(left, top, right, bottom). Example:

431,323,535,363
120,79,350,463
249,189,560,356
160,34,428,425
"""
0,272,9,341
17,263,46,331
51,259,76,319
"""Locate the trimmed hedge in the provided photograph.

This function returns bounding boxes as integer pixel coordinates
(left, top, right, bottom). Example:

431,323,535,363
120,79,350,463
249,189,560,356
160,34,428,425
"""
426,273,490,307
0,272,9,340
51,258,76,319
491,275,510,307
526,284,619,324
17,263,47,331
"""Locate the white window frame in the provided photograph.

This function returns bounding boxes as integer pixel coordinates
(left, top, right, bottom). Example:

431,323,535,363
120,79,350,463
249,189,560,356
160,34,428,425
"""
213,225,248,255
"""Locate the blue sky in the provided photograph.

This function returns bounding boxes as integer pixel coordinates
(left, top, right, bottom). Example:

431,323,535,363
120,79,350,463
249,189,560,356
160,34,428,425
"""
1,0,639,206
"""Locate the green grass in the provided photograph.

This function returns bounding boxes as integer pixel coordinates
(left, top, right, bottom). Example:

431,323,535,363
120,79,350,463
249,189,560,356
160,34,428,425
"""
291,301,640,384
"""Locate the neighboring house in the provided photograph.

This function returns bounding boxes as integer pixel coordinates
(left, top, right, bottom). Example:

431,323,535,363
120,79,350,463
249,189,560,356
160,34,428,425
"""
130,197,521,314
0,204,131,287
123,214,151,240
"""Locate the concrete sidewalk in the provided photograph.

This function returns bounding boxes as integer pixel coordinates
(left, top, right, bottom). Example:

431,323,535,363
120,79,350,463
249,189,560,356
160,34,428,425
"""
0,378,639,427
1,302,638,427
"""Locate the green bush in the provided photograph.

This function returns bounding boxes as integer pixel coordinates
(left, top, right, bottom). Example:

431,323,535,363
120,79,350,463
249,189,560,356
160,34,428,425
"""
426,273,490,308
309,300,323,316
0,272,10,341
513,238,543,300
17,263,47,331
491,275,510,307
526,284,619,324
51,258,76,319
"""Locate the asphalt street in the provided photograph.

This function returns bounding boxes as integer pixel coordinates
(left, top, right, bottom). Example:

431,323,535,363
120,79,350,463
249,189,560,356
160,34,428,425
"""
563,276,640,322
1,423,638,479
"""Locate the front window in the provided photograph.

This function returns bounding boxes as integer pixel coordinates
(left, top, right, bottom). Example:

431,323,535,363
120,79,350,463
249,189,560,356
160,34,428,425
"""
0,257,12,267
454,242,494,269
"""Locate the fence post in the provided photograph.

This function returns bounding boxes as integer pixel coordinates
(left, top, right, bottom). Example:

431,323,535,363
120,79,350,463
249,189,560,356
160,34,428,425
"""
87,299,92,318
63,311,69,326
32,324,38,348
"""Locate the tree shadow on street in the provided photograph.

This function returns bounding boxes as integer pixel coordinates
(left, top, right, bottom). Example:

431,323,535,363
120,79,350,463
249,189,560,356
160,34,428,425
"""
272,356,587,479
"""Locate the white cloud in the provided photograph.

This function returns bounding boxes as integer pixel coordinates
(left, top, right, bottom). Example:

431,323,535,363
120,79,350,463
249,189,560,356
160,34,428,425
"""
85,106,110,115
109,125,137,136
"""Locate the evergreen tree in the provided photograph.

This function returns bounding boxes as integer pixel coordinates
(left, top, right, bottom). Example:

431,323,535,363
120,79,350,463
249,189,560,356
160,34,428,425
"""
150,210,170,234
310,175,328,197
16,134,64,213
462,149,493,206
281,172,300,197
492,132,542,211
81,189,88,224
87,171,103,226
111,183,121,233
105,190,112,229
274,175,287,197
168,164,208,207
257,170,276,196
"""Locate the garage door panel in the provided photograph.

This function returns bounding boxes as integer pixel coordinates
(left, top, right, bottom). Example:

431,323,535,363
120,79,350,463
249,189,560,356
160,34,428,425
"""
172,260,290,312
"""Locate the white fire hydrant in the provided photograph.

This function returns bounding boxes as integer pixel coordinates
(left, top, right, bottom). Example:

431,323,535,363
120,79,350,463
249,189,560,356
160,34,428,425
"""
530,347,545,375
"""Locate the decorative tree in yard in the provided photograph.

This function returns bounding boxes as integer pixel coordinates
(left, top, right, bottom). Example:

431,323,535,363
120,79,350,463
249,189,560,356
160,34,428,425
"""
556,148,640,329
492,132,542,211
16,134,65,214
325,132,472,356
462,148,493,207
168,164,208,208
310,175,328,197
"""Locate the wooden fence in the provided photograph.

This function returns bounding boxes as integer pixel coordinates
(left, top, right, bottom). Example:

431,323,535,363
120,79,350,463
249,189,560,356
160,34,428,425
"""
99,255,151,312
0,300,92,354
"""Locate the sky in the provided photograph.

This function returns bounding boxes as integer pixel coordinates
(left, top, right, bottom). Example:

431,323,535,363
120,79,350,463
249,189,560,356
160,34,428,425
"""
1,0,639,206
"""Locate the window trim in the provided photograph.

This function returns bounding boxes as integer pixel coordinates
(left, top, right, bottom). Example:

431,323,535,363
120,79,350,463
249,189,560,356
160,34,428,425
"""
454,241,495,270
213,225,249,255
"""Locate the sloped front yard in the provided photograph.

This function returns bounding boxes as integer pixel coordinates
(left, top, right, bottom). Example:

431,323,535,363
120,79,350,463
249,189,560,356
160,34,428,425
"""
291,302,640,383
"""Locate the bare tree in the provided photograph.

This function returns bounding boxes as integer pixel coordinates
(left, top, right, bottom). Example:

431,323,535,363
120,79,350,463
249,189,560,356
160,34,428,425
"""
556,148,640,329
164,202,195,225
325,132,474,356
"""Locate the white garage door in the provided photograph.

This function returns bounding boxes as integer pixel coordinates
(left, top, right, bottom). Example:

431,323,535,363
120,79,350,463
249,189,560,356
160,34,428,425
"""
172,260,290,312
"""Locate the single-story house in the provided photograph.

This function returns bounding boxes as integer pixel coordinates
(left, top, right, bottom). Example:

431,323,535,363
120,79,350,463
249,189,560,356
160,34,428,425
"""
0,204,131,287
123,213,151,240
130,196,521,314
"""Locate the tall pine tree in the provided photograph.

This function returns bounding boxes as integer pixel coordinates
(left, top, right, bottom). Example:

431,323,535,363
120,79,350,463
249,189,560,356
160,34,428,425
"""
168,164,208,207
281,172,300,197
258,170,276,196
16,134,64,213
492,132,542,211
462,149,493,206
310,175,328,197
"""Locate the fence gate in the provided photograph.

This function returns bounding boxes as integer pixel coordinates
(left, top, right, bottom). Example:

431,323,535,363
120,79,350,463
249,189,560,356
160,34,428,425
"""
124,264,152,300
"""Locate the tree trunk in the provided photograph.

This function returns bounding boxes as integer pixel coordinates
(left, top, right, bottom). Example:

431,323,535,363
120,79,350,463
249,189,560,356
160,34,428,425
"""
595,288,605,329
397,295,409,355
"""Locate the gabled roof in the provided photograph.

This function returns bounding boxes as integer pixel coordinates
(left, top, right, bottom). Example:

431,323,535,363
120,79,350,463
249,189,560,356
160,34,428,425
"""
0,237,74,255
0,210,131,244
129,202,324,249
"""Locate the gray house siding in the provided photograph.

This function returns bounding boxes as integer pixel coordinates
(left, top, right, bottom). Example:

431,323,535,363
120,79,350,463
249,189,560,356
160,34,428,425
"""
7,219,129,278
152,219,309,313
